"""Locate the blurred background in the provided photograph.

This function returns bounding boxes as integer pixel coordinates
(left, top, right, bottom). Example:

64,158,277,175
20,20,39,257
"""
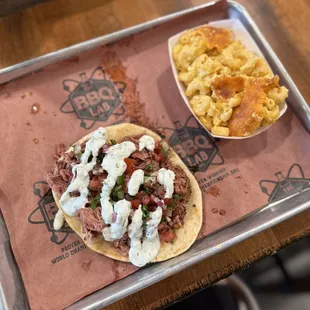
168,236,310,310
0,0,48,16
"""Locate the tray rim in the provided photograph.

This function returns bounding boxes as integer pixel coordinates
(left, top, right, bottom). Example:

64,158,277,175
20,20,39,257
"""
68,189,310,310
0,1,220,84
0,1,309,310
0,0,309,132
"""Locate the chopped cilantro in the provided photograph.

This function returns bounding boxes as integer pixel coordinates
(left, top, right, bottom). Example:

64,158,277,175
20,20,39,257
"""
117,175,125,185
141,184,151,194
167,194,182,209
96,153,104,164
192,204,197,208
117,190,124,200
110,139,117,145
161,146,168,159
112,185,124,201
141,204,148,214
141,204,149,219
87,155,93,163
141,205,150,229
145,164,153,172
173,194,182,200
90,195,100,210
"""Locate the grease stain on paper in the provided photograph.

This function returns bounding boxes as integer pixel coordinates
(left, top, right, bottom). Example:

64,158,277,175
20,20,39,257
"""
82,260,93,271
31,103,40,115
208,186,221,197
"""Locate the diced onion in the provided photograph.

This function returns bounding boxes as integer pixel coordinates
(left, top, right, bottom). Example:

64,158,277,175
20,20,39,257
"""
154,197,164,207
112,212,117,223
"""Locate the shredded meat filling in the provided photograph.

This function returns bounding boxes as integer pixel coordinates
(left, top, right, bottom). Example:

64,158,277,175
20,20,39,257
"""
45,144,79,194
168,164,192,199
78,207,105,235
46,136,193,253
113,233,130,255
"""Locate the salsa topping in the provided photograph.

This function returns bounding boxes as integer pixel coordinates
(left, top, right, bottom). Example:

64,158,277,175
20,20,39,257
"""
46,127,192,267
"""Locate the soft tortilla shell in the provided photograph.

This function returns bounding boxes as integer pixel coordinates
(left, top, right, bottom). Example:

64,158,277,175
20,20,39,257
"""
52,123,202,263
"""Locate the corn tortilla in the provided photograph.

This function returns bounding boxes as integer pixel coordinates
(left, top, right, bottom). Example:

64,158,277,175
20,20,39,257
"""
52,123,203,263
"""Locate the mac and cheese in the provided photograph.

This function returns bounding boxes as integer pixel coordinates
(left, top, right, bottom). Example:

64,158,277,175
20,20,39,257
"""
172,25,288,137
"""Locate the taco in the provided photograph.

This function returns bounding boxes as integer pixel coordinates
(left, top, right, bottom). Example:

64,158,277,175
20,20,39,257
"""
45,123,202,267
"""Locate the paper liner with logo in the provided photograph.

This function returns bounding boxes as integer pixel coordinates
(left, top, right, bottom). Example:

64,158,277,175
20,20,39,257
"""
168,19,288,140
0,1,309,309
52,123,203,263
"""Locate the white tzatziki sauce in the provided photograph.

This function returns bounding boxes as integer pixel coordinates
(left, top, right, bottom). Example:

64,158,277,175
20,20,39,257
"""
59,164,90,216
128,169,144,196
139,135,155,152
103,199,132,241
53,210,65,230
100,141,136,225
59,127,107,216
157,168,175,198
81,127,107,164
128,206,162,267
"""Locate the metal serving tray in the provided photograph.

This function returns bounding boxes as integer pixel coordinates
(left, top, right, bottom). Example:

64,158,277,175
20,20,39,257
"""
1,1,310,309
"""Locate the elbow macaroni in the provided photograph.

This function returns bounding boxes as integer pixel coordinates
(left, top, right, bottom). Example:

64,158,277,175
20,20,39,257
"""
267,86,289,105
173,25,288,137
190,95,212,116
186,78,210,97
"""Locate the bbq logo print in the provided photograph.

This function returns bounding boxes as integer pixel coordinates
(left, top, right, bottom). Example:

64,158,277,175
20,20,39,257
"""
259,163,310,203
165,116,224,172
28,181,73,244
60,67,126,129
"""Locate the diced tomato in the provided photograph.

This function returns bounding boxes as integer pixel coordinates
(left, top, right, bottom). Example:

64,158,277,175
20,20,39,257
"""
154,145,161,154
152,153,161,162
160,230,176,243
159,152,166,161
147,204,157,212
135,191,145,199
129,199,141,209
89,176,102,191
124,158,136,174
164,198,173,206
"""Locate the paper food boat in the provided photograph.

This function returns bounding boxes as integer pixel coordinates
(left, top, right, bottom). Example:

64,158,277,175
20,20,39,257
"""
168,19,287,140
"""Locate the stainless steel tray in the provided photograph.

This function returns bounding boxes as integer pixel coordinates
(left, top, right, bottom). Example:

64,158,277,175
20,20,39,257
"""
1,1,310,309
